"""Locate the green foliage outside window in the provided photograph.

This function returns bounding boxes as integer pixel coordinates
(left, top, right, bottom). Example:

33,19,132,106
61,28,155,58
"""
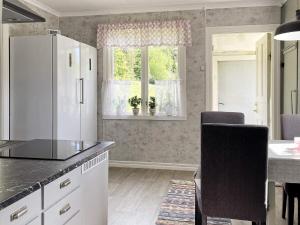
113,46,178,81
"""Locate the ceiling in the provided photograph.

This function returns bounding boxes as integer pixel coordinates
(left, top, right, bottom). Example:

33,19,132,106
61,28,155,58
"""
24,0,285,17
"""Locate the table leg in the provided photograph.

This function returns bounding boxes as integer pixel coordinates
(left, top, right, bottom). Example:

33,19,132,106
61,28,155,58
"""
267,181,276,225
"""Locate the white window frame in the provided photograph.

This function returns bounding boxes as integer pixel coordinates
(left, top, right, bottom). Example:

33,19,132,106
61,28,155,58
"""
102,46,187,121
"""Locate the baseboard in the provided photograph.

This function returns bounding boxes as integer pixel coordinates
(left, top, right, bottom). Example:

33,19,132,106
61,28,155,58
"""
109,160,198,171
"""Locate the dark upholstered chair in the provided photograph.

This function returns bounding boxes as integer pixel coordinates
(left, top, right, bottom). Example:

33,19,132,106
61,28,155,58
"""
196,124,268,225
281,114,300,225
195,111,245,179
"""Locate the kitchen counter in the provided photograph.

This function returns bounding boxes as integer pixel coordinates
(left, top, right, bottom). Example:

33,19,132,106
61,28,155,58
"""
0,141,114,211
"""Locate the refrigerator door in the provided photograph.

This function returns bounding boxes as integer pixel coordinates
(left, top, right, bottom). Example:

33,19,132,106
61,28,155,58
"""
53,35,81,140
80,43,97,141
10,36,53,140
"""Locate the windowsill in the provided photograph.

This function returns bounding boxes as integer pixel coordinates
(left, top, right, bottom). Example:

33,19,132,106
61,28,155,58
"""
102,115,187,121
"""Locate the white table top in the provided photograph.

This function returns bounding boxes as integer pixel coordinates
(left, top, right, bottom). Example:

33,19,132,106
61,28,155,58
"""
268,140,300,183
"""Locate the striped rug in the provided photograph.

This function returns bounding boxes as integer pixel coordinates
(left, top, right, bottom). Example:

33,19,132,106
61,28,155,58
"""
156,180,231,225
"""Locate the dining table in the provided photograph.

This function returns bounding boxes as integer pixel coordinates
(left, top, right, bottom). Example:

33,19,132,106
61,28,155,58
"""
268,140,300,225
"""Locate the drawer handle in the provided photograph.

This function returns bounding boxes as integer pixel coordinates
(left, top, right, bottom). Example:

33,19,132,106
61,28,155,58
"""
59,203,71,216
10,206,28,221
60,178,71,189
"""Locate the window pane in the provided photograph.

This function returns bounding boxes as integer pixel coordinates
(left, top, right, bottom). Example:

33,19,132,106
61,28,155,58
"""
148,46,181,116
111,47,142,115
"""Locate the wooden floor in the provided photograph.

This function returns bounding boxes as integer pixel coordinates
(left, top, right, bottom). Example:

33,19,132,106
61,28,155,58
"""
108,167,295,225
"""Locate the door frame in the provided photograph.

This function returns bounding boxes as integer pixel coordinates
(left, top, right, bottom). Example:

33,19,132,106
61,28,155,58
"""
205,24,281,139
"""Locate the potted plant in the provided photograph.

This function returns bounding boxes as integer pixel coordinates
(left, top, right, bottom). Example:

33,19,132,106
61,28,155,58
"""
148,97,156,116
128,96,142,116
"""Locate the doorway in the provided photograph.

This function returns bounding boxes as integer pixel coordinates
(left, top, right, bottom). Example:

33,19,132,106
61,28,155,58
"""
211,32,271,125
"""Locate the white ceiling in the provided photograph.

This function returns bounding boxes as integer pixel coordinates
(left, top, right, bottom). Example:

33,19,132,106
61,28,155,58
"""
24,0,285,17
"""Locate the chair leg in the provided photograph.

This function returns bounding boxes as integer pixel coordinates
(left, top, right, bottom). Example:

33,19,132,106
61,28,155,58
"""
195,194,202,225
282,189,287,219
288,196,294,225
298,197,300,225
202,215,207,225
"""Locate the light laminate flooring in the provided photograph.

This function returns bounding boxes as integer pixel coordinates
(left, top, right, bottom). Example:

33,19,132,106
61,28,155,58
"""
108,167,296,225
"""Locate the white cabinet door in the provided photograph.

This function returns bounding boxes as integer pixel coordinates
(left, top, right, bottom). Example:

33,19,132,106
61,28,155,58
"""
80,43,97,141
53,35,81,140
81,153,108,225
26,216,41,225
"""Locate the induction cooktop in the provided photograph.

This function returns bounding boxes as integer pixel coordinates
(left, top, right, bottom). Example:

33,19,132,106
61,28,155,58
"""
0,139,99,161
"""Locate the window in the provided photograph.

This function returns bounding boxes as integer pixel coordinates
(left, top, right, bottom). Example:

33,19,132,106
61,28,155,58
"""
98,19,191,119
102,46,186,119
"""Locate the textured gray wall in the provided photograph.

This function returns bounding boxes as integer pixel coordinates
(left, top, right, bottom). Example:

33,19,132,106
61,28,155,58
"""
59,6,280,164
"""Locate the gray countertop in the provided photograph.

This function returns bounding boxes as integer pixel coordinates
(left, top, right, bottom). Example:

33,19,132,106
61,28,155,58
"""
0,141,114,211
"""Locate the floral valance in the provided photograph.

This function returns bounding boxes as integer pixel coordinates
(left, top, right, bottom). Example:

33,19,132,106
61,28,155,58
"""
97,19,192,49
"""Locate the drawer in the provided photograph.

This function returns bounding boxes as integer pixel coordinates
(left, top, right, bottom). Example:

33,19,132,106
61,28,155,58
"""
43,167,81,209
0,190,41,225
26,216,41,225
43,188,80,225
64,211,81,225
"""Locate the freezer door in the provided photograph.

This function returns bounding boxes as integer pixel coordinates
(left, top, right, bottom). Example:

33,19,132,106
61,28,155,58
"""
10,36,53,140
53,35,81,140
80,43,97,141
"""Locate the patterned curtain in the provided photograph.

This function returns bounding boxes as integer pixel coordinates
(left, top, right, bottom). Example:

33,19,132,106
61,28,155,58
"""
97,20,192,48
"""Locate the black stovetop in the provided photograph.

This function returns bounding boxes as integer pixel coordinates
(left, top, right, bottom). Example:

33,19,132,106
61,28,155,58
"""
0,139,99,161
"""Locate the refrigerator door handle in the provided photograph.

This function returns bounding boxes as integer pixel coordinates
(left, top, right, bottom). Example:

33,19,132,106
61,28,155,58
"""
80,78,84,104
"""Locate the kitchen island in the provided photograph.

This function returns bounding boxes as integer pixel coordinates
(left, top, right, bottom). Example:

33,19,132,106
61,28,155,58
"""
0,140,114,225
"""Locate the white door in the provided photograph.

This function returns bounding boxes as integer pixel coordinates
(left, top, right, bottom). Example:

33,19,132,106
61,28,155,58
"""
80,43,97,141
255,33,271,126
53,35,81,140
217,60,257,124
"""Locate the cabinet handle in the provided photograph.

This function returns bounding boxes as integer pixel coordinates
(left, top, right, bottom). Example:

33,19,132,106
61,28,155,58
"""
80,78,84,104
89,58,92,71
10,206,28,221
69,53,72,67
60,178,71,189
59,203,71,215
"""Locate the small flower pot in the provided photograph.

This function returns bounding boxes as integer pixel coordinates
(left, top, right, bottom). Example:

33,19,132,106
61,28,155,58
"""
132,108,139,116
149,108,156,116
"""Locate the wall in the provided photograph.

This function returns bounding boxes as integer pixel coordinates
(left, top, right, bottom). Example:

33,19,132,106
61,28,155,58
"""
59,6,280,165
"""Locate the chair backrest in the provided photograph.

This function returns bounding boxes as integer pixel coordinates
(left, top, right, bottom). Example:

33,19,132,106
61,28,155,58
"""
201,124,268,221
201,111,245,125
281,114,300,140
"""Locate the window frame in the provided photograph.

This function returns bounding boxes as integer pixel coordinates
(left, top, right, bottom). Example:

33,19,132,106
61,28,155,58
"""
102,46,187,121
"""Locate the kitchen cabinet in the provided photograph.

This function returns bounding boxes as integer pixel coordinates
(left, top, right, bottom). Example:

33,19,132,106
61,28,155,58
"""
81,152,109,225
0,152,108,225
0,190,41,225
65,212,81,225
10,34,97,141
26,217,41,225
43,167,81,209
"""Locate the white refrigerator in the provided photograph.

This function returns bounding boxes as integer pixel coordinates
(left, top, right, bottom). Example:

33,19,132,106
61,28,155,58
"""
10,34,97,141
